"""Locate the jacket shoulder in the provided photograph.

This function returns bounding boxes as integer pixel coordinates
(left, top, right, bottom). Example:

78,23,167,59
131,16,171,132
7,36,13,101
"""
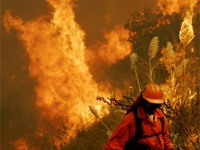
156,109,165,117
124,111,135,123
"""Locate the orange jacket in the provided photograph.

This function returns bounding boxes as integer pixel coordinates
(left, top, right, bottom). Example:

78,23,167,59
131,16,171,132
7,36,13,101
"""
104,106,174,150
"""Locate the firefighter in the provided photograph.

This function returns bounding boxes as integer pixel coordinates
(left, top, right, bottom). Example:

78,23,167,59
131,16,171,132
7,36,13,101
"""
104,83,174,150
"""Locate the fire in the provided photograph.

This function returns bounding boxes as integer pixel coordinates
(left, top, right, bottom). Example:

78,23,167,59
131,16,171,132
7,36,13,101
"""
87,25,132,76
3,0,115,149
159,0,197,103
159,0,197,120
88,25,132,65
157,0,198,15
179,6,195,46
98,25,132,65
13,138,29,150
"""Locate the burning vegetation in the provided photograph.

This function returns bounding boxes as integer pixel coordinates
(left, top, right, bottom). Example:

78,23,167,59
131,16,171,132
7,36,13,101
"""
2,0,200,150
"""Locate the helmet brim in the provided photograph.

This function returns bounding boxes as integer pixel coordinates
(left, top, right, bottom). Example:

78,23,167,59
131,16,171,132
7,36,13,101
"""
143,97,164,104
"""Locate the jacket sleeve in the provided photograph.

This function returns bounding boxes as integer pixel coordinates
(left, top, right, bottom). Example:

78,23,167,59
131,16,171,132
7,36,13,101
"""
104,113,136,150
162,117,174,150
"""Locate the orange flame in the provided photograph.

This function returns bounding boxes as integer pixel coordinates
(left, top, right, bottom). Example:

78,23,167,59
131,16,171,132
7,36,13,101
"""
179,5,195,46
13,138,29,150
159,0,197,110
87,25,132,77
99,25,132,65
157,0,198,14
3,0,112,149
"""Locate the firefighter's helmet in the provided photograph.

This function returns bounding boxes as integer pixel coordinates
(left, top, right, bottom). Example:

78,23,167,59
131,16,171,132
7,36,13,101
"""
142,83,164,104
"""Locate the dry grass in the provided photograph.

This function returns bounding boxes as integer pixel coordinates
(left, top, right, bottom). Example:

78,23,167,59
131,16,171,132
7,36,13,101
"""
62,107,124,150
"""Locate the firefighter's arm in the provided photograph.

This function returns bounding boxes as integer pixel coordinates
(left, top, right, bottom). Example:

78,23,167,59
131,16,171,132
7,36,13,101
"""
104,113,136,150
162,117,174,150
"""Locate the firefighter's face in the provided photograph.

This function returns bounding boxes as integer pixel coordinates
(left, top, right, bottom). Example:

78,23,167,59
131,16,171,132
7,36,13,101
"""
142,99,161,115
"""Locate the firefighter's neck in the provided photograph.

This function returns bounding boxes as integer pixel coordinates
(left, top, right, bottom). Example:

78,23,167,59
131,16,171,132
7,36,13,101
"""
146,113,157,123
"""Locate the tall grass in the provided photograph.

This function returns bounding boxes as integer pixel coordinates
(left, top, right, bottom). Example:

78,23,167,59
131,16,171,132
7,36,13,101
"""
130,36,161,85
62,106,124,150
130,52,141,91
130,33,199,149
148,36,159,83
160,41,200,149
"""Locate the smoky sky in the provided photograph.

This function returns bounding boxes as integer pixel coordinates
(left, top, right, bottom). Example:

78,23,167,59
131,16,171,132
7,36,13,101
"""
1,0,157,149
74,0,157,44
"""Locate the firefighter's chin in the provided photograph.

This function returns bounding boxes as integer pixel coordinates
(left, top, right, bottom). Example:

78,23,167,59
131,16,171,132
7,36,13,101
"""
148,111,155,115
146,109,156,115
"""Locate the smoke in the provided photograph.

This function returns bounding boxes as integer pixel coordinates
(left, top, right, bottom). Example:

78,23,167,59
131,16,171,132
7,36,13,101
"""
74,0,157,44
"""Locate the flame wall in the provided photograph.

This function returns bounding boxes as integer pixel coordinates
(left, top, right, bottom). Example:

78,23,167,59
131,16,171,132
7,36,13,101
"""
3,0,111,149
2,0,134,149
